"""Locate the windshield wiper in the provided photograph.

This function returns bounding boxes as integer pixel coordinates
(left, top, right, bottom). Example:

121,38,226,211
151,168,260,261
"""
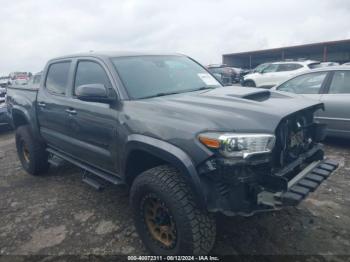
140,86,217,99
141,91,183,99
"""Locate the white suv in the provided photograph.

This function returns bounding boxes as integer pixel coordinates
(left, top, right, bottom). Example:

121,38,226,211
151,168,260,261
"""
243,60,320,88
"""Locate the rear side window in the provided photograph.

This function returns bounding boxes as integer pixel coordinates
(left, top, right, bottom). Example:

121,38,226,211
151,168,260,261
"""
262,64,279,73
277,63,303,72
277,72,328,94
328,71,350,94
45,62,71,95
74,61,112,95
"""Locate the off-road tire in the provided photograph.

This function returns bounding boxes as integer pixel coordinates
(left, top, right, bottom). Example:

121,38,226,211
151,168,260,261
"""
244,80,256,87
15,125,49,175
130,165,216,255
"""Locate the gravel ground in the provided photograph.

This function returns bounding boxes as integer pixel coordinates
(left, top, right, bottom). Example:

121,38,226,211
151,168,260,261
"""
0,127,349,256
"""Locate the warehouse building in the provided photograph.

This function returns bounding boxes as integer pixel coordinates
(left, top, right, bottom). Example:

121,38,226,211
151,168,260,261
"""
222,39,350,69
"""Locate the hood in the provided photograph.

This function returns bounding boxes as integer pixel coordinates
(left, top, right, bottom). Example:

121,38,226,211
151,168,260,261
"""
125,86,323,135
244,72,259,79
123,86,323,164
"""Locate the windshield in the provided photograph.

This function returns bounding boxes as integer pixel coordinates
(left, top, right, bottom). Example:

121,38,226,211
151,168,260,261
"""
111,55,221,99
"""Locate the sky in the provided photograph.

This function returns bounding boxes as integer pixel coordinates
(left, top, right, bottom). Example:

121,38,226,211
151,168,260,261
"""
0,0,350,75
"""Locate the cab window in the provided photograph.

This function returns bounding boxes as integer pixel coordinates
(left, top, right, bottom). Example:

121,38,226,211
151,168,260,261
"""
277,63,303,72
45,62,71,95
74,61,112,95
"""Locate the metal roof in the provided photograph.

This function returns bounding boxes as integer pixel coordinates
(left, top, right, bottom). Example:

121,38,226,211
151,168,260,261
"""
223,39,350,57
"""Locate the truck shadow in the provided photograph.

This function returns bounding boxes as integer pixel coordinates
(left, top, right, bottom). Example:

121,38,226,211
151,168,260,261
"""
323,136,350,149
213,207,320,255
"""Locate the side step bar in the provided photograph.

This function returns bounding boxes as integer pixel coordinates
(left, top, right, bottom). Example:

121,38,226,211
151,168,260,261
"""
48,155,66,167
278,159,339,206
82,171,104,191
47,148,124,186
258,159,339,207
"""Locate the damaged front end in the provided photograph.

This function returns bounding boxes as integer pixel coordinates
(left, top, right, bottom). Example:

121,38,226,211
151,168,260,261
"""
197,105,338,216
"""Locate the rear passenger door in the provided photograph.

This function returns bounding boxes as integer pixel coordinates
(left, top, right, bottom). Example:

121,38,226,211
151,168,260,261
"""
37,60,74,151
65,59,118,173
275,63,303,84
319,70,350,137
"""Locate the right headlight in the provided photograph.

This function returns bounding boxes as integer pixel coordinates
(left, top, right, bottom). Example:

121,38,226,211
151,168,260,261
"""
198,132,276,159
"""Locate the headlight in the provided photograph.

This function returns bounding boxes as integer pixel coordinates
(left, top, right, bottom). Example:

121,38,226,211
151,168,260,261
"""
198,132,275,158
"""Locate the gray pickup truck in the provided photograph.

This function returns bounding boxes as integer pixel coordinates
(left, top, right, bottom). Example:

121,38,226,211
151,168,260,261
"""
6,52,338,255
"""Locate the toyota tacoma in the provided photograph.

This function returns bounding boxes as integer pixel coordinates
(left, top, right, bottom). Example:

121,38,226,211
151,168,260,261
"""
6,52,338,255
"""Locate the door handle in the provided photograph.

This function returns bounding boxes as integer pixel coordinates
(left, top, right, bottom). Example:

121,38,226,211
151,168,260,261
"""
65,108,77,115
37,102,46,107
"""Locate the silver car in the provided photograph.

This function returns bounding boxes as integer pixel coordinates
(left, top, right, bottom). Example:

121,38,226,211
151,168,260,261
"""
272,66,350,138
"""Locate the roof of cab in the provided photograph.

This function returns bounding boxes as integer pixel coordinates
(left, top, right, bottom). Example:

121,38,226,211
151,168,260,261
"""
50,51,184,61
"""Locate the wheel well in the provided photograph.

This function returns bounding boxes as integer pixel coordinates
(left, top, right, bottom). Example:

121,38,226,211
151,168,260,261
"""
125,150,167,186
244,79,255,85
12,111,28,128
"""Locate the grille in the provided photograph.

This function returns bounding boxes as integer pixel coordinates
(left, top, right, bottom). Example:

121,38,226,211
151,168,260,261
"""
274,110,315,167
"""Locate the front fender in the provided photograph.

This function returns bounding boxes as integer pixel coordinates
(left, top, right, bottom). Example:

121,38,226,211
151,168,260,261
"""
124,134,206,208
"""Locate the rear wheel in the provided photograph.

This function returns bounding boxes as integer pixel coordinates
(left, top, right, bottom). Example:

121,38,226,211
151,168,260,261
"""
244,80,256,87
130,165,216,255
15,125,49,175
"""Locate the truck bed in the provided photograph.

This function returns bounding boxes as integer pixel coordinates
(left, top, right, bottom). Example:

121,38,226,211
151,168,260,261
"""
6,86,39,134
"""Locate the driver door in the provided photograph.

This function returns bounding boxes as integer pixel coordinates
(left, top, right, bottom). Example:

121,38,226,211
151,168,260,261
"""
64,59,119,173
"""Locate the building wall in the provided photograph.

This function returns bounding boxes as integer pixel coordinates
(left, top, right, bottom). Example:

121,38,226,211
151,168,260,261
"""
223,42,350,69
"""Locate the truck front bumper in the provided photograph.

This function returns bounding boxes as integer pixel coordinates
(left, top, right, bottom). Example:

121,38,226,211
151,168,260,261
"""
199,149,339,216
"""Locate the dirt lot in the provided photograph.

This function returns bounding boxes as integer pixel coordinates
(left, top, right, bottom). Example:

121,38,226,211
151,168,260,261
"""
0,127,349,256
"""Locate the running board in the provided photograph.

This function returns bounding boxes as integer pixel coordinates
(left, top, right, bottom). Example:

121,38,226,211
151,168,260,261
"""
48,155,66,167
47,148,124,186
82,171,104,191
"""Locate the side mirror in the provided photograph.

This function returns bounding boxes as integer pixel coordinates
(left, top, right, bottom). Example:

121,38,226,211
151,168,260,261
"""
76,84,114,103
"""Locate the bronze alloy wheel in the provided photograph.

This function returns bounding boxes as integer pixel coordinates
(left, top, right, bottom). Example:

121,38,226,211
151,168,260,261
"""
142,194,177,249
22,141,30,163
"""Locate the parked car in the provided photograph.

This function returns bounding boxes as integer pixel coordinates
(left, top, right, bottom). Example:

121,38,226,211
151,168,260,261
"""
9,72,31,86
0,87,6,103
242,60,320,88
311,62,340,68
0,76,11,88
7,52,338,255
0,100,8,125
342,62,350,66
239,63,270,86
272,66,350,138
207,64,240,85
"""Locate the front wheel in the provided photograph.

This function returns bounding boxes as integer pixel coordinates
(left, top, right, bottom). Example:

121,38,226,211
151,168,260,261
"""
130,165,216,255
244,80,256,87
